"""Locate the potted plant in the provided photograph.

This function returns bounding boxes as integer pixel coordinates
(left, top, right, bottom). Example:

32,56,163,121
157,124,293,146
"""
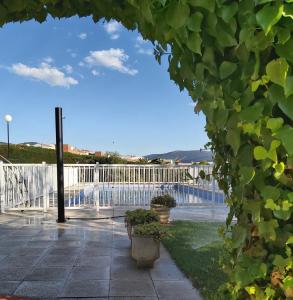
124,209,159,239
131,222,167,267
150,194,176,224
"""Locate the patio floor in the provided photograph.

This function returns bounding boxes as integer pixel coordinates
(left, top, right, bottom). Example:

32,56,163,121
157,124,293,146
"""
0,211,203,299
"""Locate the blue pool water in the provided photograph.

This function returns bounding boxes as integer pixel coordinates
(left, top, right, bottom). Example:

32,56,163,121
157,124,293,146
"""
66,184,225,207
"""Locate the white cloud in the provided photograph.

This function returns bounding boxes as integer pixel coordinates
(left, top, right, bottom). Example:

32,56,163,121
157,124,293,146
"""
71,53,77,58
43,57,54,63
91,70,100,76
137,48,153,56
78,61,85,67
135,35,153,56
110,34,120,40
78,33,87,40
63,64,73,74
84,48,138,76
11,62,78,88
104,20,122,40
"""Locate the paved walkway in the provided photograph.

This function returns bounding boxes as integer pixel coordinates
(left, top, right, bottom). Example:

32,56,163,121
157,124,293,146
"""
0,212,203,299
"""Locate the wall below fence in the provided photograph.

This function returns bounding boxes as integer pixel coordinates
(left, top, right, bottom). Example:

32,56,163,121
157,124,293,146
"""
0,163,223,211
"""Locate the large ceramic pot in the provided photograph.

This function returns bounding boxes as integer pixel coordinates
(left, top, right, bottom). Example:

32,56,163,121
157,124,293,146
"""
131,235,160,267
151,204,170,224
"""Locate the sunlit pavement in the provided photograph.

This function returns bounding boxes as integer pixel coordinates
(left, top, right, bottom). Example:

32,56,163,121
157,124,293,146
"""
0,210,205,299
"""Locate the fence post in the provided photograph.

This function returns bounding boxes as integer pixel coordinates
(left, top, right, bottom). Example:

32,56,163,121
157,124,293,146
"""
94,162,99,183
212,176,216,205
42,162,48,213
94,163,100,211
0,161,4,213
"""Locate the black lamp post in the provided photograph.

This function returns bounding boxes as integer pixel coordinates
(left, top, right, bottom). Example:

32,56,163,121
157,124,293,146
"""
4,114,12,159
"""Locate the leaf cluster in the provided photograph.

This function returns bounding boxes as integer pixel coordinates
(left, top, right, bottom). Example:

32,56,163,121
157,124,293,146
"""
125,209,159,226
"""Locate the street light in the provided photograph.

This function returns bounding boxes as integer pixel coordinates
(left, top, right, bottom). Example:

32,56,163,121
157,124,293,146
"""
4,114,12,159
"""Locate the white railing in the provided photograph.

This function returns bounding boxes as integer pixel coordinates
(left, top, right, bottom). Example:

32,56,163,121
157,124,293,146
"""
0,163,224,211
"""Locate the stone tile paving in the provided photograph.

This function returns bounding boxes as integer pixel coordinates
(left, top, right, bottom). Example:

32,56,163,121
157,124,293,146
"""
0,213,202,299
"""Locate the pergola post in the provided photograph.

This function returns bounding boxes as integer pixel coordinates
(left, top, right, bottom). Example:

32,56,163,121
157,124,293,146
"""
55,107,65,223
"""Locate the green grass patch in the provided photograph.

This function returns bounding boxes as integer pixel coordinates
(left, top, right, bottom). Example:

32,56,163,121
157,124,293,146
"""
163,221,229,300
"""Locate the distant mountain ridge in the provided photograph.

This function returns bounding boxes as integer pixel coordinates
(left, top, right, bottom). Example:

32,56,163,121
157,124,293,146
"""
145,150,213,163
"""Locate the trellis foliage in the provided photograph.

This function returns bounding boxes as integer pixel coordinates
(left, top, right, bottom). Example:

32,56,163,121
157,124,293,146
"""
0,0,292,298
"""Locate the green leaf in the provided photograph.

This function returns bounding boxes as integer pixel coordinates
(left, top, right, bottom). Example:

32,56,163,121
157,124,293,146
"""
267,140,280,162
216,22,237,47
273,255,291,272
258,219,278,241
254,146,268,160
267,118,284,132
278,95,293,120
251,80,261,92
217,3,238,23
285,76,293,97
283,276,293,291
186,32,202,55
244,200,262,222
226,128,241,155
266,58,289,87
239,166,255,184
256,3,283,34
188,0,215,12
219,61,237,79
214,108,229,128
240,102,264,122
187,12,203,32
268,84,293,120
268,84,283,104
276,126,293,155
273,204,292,221
235,256,267,287
231,225,247,248
273,162,285,178
276,39,293,63
166,0,190,29
265,198,279,210
261,186,280,200
277,27,290,44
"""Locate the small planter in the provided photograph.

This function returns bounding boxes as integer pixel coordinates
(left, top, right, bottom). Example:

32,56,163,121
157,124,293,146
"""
151,204,170,224
131,235,160,267
131,222,167,268
150,194,176,224
124,209,159,240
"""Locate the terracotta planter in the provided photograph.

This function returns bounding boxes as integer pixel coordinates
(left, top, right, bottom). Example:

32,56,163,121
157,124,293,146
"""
151,204,170,224
131,235,160,267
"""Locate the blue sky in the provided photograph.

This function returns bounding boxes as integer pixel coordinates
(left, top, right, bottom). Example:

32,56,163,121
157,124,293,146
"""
0,16,208,156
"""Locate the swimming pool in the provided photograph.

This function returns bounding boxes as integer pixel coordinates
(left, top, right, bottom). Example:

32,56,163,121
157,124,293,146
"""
65,184,225,208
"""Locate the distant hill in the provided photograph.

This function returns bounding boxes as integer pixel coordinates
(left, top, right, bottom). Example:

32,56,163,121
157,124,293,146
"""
145,150,213,163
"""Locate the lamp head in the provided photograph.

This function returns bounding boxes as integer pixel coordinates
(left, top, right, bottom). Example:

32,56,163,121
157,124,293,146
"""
4,114,13,123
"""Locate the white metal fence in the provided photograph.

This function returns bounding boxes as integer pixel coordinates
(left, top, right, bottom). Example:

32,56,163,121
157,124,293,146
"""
0,163,224,211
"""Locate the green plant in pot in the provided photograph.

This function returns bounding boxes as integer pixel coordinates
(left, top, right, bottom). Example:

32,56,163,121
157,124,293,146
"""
124,209,159,239
131,222,167,267
150,194,176,224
